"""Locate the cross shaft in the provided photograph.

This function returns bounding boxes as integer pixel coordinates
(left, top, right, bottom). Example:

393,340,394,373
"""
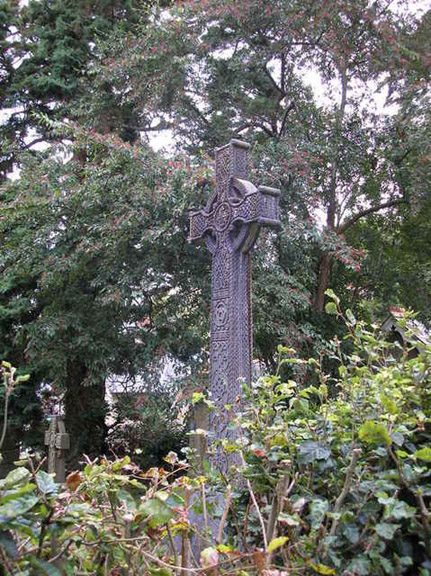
190,140,280,472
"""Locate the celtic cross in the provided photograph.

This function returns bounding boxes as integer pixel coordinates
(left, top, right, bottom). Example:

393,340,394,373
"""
189,140,280,471
44,416,70,483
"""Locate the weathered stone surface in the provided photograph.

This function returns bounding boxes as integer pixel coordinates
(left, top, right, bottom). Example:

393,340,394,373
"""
190,140,280,472
45,416,70,483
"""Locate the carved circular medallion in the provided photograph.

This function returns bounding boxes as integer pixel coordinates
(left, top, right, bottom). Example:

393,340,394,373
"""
214,202,232,232
214,300,228,328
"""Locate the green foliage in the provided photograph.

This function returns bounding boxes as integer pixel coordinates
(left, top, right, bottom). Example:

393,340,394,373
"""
3,0,431,464
217,311,431,574
1,309,431,574
0,134,211,462
108,387,187,470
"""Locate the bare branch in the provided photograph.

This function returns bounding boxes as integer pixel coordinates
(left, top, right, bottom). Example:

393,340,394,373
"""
263,64,285,97
278,102,294,138
338,198,406,234
329,449,361,536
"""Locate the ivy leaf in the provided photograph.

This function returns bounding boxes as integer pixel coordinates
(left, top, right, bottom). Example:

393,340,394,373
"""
343,523,360,544
345,309,356,325
325,302,337,315
324,289,340,305
139,497,175,528
298,441,331,464
36,471,58,495
415,447,431,462
348,557,371,575
0,531,18,559
191,392,205,404
375,523,400,539
381,395,397,415
0,495,39,519
31,559,62,576
388,501,416,520
310,563,336,575
309,499,329,528
267,536,288,552
5,467,31,489
359,421,392,446
1,483,36,503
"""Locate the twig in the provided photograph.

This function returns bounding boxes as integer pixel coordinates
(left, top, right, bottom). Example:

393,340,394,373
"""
166,523,178,569
217,484,232,544
246,479,268,550
329,449,361,536
416,491,431,556
0,368,12,451
0,387,10,452
37,506,54,558
181,489,190,576
141,550,201,573
201,482,209,538
48,540,73,563
81,536,149,547
266,474,290,544
0,546,16,575
388,446,408,488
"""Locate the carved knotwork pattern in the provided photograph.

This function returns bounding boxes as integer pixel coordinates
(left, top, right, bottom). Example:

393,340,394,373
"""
231,147,248,179
216,146,230,199
214,202,232,231
46,428,57,474
189,212,208,241
45,417,70,478
211,340,229,406
189,140,280,475
214,300,228,329
235,193,258,223
213,247,230,292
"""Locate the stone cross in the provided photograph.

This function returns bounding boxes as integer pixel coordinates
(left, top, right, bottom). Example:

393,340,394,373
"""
189,140,280,471
44,416,70,483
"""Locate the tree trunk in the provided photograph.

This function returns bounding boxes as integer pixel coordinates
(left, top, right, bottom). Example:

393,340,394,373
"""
64,361,107,471
312,66,348,313
314,253,332,313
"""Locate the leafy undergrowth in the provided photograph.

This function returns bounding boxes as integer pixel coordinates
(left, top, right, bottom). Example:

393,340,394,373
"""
1,301,431,575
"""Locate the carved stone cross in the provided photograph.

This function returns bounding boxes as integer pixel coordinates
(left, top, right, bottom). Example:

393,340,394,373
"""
44,416,70,483
189,140,280,471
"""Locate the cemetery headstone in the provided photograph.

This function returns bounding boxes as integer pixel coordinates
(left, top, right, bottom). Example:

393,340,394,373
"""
44,416,70,483
190,139,280,472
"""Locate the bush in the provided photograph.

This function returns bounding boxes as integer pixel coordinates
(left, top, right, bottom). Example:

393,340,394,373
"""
107,388,187,470
1,305,430,575
219,301,431,574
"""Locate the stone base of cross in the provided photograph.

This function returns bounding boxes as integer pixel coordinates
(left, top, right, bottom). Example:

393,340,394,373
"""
190,140,280,474
44,416,70,483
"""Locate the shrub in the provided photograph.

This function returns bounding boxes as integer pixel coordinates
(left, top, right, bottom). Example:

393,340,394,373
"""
107,388,187,470
0,304,430,575
217,301,431,574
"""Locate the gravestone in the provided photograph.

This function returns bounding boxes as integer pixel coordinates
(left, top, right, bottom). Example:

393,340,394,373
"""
44,416,70,483
189,139,280,472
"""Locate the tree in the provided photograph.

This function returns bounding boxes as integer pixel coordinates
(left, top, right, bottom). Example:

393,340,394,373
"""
1,0,430,471
0,0,162,469
85,0,429,357
0,0,140,180
0,122,215,466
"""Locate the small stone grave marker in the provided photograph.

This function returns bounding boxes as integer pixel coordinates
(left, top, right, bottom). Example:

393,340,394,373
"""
44,416,70,483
